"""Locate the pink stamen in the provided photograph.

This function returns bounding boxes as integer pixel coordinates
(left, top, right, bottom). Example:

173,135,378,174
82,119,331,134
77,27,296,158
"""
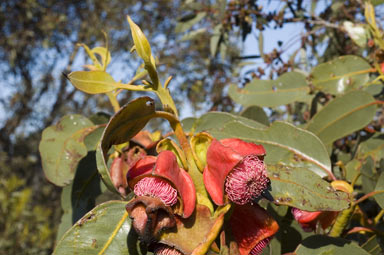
225,155,269,205
250,237,272,255
154,244,183,255
134,177,178,206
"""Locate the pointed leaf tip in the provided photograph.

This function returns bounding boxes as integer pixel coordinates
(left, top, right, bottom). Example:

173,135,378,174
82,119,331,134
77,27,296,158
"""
127,16,152,64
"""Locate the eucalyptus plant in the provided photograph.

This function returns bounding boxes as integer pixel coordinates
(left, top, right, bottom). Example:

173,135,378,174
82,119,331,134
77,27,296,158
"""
39,3,384,254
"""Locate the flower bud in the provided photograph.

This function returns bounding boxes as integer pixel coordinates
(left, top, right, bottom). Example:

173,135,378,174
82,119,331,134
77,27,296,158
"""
291,208,338,232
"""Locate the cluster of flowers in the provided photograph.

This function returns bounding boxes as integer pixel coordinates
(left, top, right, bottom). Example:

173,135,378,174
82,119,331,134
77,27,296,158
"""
111,136,334,254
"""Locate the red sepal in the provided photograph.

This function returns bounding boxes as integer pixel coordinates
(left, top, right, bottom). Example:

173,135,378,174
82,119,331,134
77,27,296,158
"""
292,208,338,232
230,204,279,255
203,139,265,205
126,151,196,218
127,155,156,188
153,151,196,218
221,138,266,158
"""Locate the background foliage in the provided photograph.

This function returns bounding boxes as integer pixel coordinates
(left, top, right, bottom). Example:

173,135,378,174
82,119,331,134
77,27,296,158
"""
1,0,384,254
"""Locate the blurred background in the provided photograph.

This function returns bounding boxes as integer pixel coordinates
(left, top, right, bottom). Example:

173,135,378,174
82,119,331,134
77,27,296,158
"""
0,0,383,254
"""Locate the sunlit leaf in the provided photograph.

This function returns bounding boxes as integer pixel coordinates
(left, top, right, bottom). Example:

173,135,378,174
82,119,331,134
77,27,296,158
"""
56,185,73,242
268,164,350,211
345,159,362,185
39,115,95,186
210,24,222,57
91,47,111,69
190,132,212,172
240,105,270,126
96,97,155,194
54,201,149,255
310,55,371,94
357,133,384,162
228,72,310,107
371,0,384,6
343,21,369,47
207,120,332,178
127,16,152,64
307,91,377,145
296,235,370,255
180,28,206,41
175,12,206,33
183,111,266,134
67,71,117,94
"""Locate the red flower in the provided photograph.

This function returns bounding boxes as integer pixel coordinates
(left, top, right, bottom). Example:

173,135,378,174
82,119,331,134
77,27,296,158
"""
125,150,196,243
291,208,338,232
203,138,268,205
230,204,279,255
127,150,196,218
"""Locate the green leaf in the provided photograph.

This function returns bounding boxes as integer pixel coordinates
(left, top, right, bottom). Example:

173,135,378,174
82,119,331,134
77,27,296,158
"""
268,164,350,211
364,83,383,96
310,55,371,94
56,185,74,242
56,151,105,241
280,217,313,254
190,132,213,171
96,97,155,193
91,47,111,69
361,234,384,255
39,114,95,186
240,105,270,126
55,119,106,240
372,0,384,6
127,16,152,64
184,111,266,134
210,24,222,57
228,72,310,107
296,235,370,255
343,21,369,47
67,71,117,94
180,28,206,41
374,171,384,209
208,120,332,178
362,156,377,194
345,159,362,185
84,125,106,151
266,203,313,254
306,90,377,145
89,112,110,125
54,201,149,255
79,43,103,70
181,117,197,132
357,133,384,162
175,12,206,33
